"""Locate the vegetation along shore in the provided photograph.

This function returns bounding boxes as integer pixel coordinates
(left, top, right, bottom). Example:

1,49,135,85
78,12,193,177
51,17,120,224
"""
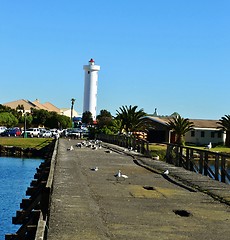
0,138,54,158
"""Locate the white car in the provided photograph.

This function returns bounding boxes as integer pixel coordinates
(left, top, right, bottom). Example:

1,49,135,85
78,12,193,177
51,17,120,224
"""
0,126,7,134
42,130,52,138
24,128,41,138
50,129,60,137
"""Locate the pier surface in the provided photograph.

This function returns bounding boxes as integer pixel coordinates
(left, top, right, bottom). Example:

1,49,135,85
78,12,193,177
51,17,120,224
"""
47,139,230,240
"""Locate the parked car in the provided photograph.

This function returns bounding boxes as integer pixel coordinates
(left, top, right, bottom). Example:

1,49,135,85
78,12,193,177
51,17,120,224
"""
40,130,52,138
50,129,60,137
1,127,21,137
67,128,81,139
0,126,7,134
23,128,41,138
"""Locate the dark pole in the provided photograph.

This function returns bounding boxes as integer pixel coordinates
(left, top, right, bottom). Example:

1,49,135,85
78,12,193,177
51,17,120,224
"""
24,112,27,138
71,98,76,128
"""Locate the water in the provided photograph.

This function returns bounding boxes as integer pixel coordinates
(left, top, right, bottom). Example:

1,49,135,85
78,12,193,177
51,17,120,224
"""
0,156,44,239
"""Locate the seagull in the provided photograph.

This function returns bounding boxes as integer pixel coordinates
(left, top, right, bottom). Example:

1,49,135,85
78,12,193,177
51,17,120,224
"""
163,169,169,175
205,142,212,150
67,145,74,151
76,143,82,148
90,167,98,171
105,150,112,153
114,170,128,180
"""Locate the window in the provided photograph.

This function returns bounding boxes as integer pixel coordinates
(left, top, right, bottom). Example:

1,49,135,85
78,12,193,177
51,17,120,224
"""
218,131,222,138
88,71,90,74
201,131,205,138
191,131,195,137
211,132,215,138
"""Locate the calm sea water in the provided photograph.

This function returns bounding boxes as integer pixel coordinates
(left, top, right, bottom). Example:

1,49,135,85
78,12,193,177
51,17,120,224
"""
0,156,44,239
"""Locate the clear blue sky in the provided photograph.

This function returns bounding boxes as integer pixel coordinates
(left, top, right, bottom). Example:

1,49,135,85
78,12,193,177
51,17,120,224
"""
0,1,229,119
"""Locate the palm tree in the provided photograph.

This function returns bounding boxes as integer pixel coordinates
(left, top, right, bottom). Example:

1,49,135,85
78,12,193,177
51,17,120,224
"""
217,115,230,147
70,98,75,127
168,115,194,145
116,105,146,134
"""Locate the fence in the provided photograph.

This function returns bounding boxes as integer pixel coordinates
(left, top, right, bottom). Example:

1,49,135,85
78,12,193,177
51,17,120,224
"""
96,133,150,156
97,134,230,184
166,143,230,183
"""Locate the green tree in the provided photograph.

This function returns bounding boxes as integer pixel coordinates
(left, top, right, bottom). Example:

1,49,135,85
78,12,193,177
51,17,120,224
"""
21,114,33,128
45,112,59,129
32,109,50,127
0,104,12,113
57,114,72,129
116,105,146,134
0,112,18,127
110,118,123,134
97,110,113,128
95,110,122,135
168,115,194,145
82,111,93,125
44,112,71,129
217,115,230,147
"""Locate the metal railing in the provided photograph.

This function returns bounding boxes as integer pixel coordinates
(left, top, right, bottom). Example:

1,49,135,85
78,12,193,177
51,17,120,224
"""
165,143,230,183
96,133,150,156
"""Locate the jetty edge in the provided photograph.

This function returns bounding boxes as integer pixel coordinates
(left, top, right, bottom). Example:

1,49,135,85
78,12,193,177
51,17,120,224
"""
5,139,57,239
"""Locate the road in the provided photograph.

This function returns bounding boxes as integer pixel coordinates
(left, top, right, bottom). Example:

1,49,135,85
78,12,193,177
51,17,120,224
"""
47,138,230,240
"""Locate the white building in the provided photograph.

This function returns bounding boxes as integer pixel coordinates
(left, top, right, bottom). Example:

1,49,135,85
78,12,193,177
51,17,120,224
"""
83,58,100,121
60,108,78,118
185,126,226,146
143,116,226,146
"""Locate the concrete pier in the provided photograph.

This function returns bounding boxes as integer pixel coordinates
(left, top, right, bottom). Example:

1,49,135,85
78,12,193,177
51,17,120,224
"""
47,139,230,240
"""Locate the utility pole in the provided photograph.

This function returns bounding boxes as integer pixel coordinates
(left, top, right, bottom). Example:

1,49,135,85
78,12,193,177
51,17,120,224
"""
24,111,27,138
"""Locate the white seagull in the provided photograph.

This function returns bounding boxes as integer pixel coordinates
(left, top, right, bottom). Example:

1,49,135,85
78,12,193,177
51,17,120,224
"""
67,145,74,151
163,169,169,175
105,150,112,153
114,170,128,180
205,142,212,150
90,167,99,171
92,146,98,150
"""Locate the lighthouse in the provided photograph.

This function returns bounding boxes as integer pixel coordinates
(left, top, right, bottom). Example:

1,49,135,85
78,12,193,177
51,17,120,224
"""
83,58,100,121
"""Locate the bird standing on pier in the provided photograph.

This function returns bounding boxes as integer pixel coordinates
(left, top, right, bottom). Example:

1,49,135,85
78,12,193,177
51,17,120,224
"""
67,145,74,151
90,167,99,171
205,142,212,149
114,170,128,180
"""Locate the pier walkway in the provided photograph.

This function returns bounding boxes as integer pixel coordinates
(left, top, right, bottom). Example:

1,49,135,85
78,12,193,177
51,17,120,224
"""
47,138,230,240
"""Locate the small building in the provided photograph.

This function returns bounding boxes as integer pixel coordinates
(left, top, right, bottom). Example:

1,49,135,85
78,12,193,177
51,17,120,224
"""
143,116,225,146
185,119,225,146
3,99,40,113
33,99,60,113
60,108,78,118
3,99,76,117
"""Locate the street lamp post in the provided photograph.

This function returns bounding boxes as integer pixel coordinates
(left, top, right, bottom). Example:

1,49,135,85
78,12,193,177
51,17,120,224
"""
24,112,27,138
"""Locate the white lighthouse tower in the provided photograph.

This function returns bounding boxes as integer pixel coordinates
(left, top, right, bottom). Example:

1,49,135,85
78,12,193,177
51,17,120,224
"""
83,58,100,121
